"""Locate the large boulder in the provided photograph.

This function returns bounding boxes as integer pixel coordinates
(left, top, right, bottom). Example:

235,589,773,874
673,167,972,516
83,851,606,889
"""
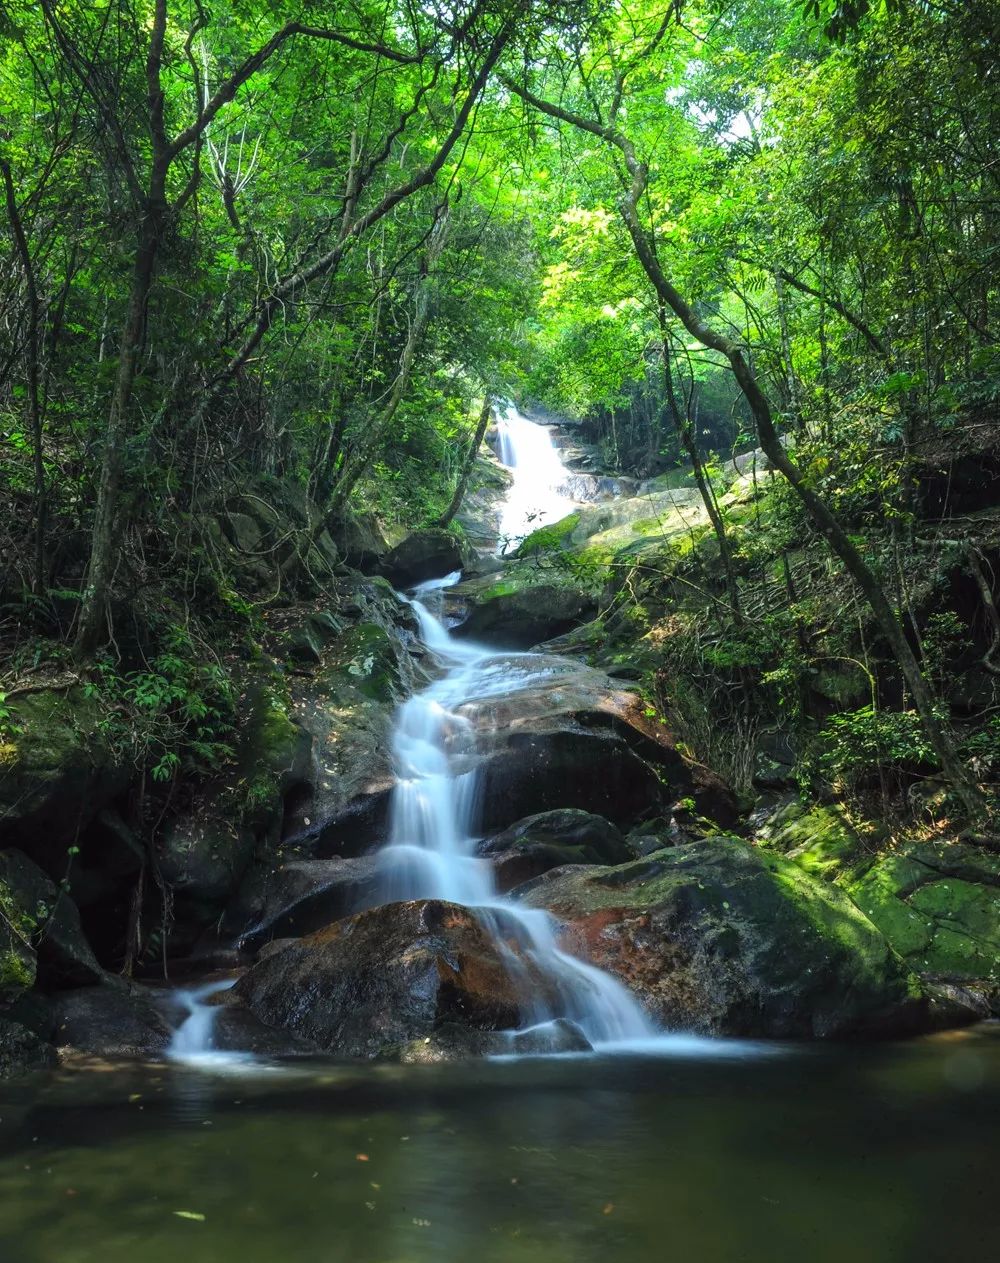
481,810,630,892
234,899,547,1058
456,582,598,649
0,849,102,990
465,656,738,835
379,528,469,588
327,511,389,572
515,836,926,1039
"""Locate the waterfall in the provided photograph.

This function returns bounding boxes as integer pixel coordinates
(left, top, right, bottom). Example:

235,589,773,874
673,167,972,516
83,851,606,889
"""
166,978,245,1066
495,404,578,553
376,412,657,1052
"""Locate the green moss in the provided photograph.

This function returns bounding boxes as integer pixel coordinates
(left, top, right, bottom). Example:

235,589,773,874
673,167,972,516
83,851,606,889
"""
758,804,862,881
518,512,582,555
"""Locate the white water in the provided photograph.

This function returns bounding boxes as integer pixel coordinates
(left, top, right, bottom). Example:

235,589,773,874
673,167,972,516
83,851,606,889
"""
495,403,578,553
376,420,657,1051
166,978,254,1068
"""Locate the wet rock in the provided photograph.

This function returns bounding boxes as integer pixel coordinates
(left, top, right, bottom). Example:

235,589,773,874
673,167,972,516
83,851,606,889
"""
239,855,381,950
456,583,598,650
50,982,171,1057
235,899,545,1059
211,1006,324,1058
398,1017,592,1062
379,528,470,588
482,810,630,892
0,1017,56,1078
516,836,926,1039
0,849,102,989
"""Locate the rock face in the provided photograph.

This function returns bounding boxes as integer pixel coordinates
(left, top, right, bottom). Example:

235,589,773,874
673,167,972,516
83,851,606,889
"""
234,899,542,1058
516,837,925,1039
456,583,598,649
481,810,631,892
379,528,469,588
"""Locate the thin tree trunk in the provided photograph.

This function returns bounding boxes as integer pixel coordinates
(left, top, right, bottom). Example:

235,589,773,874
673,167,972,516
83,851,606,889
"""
436,395,493,527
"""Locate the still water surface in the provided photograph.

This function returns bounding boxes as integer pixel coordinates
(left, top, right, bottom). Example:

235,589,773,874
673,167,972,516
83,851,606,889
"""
1,1027,997,1263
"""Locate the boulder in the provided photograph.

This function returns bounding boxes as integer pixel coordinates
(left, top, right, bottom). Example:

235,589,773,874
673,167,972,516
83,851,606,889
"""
464,657,738,835
0,849,102,989
283,611,343,665
456,582,598,649
379,528,469,588
515,836,926,1039
0,1017,56,1078
234,899,547,1058
481,810,630,892
49,982,171,1057
327,511,389,572
239,855,381,950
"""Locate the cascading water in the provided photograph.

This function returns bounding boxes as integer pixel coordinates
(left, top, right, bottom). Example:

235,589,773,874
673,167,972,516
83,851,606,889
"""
375,414,658,1051
495,404,579,553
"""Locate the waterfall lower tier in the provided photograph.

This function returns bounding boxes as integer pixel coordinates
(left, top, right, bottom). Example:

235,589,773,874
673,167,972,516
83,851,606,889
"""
374,569,657,1051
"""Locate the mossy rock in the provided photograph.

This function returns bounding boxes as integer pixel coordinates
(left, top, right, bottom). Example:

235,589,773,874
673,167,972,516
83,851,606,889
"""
844,840,1000,985
517,835,925,1038
332,623,404,702
757,803,863,881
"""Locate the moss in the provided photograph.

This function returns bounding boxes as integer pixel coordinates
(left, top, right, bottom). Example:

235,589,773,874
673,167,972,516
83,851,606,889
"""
758,804,862,881
844,842,1000,981
518,511,581,555
337,623,401,702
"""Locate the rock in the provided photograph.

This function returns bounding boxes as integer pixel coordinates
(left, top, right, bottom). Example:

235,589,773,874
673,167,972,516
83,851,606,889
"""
756,803,862,881
211,1006,323,1058
516,836,926,1039
282,609,344,664
0,1017,56,1078
379,528,469,588
218,510,264,554
0,687,127,866
239,855,381,950
465,658,738,835
327,511,389,572
397,1017,592,1062
752,729,799,790
235,899,548,1058
456,582,598,649
481,810,630,892
49,982,171,1057
844,840,1000,991
159,684,312,944
0,849,102,989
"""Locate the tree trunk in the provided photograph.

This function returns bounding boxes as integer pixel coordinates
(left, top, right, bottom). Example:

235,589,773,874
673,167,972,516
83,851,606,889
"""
1,159,46,595
75,213,161,657
436,395,493,527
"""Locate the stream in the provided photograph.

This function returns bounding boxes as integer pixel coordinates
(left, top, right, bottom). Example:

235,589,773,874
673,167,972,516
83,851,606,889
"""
2,406,998,1259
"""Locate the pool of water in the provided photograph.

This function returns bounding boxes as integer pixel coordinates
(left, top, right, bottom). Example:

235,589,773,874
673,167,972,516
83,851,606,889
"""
1,1026,997,1263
